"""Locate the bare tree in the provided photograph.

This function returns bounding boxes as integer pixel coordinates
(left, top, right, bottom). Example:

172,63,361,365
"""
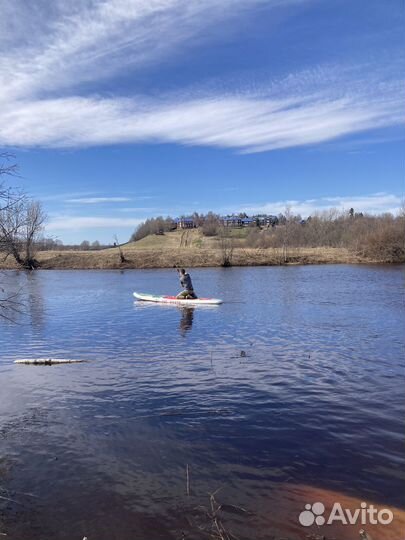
282,206,292,262
218,226,234,267
0,195,26,266
0,152,18,179
0,153,23,319
0,195,46,269
113,234,128,263
202,212,220,237
80,240,91,250
24,201,46,266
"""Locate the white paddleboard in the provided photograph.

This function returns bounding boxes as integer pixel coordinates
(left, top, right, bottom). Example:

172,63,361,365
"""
133,292,223,305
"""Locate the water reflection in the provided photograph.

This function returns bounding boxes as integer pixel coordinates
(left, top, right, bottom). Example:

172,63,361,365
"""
24,270,46,328
179,306,194,336
0,269,45,326
133,299,198,336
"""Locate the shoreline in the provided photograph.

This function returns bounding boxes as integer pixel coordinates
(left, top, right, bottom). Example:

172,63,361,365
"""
0,246,399,270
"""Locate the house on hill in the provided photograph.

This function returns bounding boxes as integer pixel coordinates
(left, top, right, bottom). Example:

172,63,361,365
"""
174,213,278,230
222,215,255,227
222,215,276,227
252,214,279,227
222,215,243,227
176,217,196,229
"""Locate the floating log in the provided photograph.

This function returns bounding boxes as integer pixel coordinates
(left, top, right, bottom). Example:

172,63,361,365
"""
14,358,86,365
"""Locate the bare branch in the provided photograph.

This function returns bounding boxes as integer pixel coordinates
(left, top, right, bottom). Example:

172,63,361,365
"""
0,152,19,179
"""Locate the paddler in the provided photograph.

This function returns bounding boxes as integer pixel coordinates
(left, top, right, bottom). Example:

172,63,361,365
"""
176,268,197,299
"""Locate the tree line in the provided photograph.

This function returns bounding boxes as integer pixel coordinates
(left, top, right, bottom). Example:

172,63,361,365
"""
131,207,405,263
247,208,404,262
130,212,226,241
34,239,110,251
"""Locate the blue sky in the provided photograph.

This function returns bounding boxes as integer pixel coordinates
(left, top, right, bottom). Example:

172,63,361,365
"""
1,0,404,243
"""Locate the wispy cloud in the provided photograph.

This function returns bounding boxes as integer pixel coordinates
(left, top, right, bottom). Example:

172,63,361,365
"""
1,75,404,152
0,0,404,152
46,216,143,231
118,207,159,213
238,193,403,217
66,197,131,204
39,191,98,202
0,0,284,101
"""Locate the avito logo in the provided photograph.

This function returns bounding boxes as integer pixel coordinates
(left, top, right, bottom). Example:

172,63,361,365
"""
299,501,393,527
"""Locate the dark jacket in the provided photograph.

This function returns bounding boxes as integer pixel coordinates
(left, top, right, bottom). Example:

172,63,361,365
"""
180,273,194,291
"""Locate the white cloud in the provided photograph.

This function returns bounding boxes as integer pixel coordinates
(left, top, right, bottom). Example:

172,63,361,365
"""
46,216,143,231
118,207,159,212
0,0,403,152
1,78,404,151
0,0,284,101
238,193,403,217
66,197,131,204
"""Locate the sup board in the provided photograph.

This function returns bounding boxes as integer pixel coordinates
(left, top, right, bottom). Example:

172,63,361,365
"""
134,292,223,305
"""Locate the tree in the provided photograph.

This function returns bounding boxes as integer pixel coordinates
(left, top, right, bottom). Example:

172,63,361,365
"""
0,197,45,269
277,213,287,225
282,206,292,262
80,240,90,250
202,212,220,236
0,153,23,319
113,234,127,263
218,226,234,267
131,216,176,241
0,152,18,179
24,201,46,265
36,237,59,251
0,154,46,269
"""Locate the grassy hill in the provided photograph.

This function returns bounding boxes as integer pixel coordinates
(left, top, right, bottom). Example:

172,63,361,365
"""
0,228,367,270
123,228,249,251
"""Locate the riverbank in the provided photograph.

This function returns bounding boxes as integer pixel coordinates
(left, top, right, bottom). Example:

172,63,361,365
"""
0,245,373,269
1,230,399,270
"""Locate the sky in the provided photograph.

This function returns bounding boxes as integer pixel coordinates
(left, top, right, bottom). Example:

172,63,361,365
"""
1,0,404,243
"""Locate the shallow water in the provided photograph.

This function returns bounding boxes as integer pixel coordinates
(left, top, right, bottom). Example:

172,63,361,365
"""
0,265,404,539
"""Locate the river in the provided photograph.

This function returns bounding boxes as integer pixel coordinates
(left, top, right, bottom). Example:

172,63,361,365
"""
0,265,404,539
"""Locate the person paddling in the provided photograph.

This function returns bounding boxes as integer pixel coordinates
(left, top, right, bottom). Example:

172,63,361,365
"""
176,268,197,299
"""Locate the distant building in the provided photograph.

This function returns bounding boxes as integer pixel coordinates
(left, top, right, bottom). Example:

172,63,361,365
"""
222,214,278,228
252,214,279,227
175,213,279,230
222,215,243,227
176,217,196,229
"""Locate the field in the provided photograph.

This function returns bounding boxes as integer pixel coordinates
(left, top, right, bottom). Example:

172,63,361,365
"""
0,229,366,269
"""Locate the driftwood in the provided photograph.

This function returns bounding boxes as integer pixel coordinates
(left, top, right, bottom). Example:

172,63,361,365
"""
14,358,86,365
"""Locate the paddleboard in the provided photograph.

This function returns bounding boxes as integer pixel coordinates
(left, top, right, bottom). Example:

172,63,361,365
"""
133,292,223,305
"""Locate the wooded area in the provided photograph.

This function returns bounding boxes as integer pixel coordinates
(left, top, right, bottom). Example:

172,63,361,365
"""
131,208,405,263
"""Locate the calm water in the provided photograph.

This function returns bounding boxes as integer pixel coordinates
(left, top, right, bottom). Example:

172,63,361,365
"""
0,265,404,539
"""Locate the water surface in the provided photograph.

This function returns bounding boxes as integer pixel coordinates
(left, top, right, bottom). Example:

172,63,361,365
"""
0,266,404,539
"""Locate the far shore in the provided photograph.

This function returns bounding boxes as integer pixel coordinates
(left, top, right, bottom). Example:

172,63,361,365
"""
2,229,401,270
0,245,389,270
